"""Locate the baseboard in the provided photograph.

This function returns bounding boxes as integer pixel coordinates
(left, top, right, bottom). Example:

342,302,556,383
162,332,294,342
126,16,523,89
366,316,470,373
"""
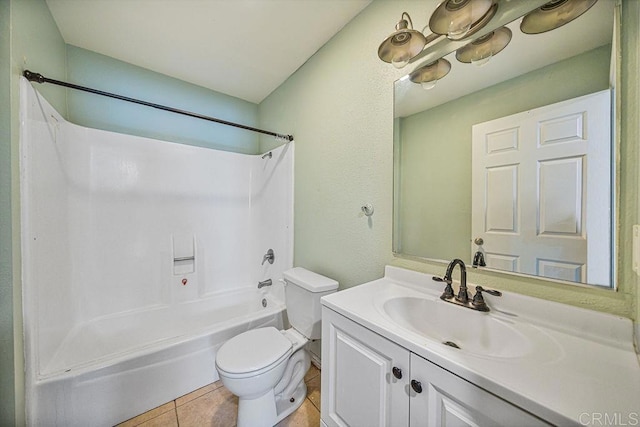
309,348,322,370
307,339,322,369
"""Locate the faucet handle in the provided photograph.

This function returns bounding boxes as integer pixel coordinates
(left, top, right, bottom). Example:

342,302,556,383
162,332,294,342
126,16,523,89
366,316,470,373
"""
262,249,275,265
474,286,502,297
472,286,502,312
434,276,454,299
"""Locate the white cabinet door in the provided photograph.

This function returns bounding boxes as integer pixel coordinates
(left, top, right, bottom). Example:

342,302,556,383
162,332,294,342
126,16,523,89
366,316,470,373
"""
409,354,549,427
471,90,611,285
321,307,410,427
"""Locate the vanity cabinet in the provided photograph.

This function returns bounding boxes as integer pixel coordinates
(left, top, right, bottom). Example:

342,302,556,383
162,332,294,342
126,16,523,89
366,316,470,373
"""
408,352,549,426
321,305,409,426
321,307,549,427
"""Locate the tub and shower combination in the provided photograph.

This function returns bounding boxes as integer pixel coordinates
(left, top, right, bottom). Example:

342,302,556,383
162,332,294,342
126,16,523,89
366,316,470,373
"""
20,79,294,426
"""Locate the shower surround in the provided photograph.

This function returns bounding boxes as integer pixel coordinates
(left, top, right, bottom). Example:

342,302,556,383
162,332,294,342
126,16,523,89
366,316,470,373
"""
19,78,294,426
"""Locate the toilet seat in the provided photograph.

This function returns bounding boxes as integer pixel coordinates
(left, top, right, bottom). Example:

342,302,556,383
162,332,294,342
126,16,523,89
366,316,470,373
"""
216,327,293,379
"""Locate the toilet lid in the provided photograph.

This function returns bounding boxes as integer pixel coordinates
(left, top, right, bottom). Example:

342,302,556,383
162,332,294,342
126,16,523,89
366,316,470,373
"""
216,327,293,375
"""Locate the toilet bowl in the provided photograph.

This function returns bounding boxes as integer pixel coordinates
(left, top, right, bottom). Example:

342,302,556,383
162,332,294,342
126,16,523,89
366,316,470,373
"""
215,268,338,427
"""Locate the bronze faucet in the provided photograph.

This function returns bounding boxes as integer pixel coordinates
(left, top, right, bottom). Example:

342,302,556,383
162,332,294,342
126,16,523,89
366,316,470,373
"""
433,259,501,312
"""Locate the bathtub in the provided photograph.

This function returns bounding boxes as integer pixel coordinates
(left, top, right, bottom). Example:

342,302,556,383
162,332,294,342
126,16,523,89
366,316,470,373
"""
29,289,285,426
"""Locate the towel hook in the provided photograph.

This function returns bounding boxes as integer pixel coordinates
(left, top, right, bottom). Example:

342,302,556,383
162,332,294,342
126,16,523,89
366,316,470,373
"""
361,204,374,217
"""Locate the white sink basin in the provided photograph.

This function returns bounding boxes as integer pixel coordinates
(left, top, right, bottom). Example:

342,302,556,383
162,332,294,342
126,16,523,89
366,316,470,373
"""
381,295,533,358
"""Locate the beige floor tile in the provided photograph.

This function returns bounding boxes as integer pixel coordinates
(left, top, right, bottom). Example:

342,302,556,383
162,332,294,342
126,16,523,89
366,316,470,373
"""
305,375,321,411
127,367,322,427
304,364,320,382
136,409,178,427
275,398,321,427
175,381,224,407
304,364,320,383
176,385,239,427
117,401,176,427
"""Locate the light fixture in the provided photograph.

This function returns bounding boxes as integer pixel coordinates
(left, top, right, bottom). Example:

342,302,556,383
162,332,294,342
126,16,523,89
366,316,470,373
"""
409,59,452,90
382,0,598,90
520,0,598,34
377,1,497,71
378,12,428,69
429,0,497,40
455,26,512,66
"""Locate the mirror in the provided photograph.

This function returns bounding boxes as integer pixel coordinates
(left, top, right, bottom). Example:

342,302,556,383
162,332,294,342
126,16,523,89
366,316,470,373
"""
393,0,616,288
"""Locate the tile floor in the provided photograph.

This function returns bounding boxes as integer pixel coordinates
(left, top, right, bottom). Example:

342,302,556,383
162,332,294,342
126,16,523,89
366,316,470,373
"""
117,364,321,427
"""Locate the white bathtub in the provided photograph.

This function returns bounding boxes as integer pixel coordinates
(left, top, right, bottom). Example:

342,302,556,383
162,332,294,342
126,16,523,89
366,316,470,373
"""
29,289,285,426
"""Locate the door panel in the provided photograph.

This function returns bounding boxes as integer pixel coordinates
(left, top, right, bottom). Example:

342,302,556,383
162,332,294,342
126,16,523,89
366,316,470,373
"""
408,354,549,427
486,127,519,153
321,308,409,427
483,253,519,272
538,157,583,235
472,90,611,285
537,259,585,282
538,112,584,145
485,164,519,233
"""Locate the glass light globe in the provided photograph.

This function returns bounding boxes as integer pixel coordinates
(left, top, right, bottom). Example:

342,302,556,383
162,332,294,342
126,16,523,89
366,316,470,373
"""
392,52,411,69
421,80,437,90
447,7,472,39
471,51,492,66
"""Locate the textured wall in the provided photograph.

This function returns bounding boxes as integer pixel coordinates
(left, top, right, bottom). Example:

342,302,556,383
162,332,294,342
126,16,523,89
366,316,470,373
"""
6,0,69,424
1,1,15,424
258,0,414,289
66,45,260,155
258,0,638,320
621,1,640,336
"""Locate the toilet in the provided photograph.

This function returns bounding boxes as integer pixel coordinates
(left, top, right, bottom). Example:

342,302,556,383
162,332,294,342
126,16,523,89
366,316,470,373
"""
215,267,338,427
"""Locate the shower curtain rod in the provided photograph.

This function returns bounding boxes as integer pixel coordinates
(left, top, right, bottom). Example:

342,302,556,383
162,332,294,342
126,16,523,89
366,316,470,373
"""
23,70,294,142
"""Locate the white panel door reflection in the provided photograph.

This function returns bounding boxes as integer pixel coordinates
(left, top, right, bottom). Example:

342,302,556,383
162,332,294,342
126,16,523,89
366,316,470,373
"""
471,90,611,285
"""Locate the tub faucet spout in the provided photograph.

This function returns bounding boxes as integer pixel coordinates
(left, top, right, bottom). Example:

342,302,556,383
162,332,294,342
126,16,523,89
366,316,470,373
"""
258,279,272,289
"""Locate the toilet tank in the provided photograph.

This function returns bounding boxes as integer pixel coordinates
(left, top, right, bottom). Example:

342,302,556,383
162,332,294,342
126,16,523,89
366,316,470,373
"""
283,267,338,340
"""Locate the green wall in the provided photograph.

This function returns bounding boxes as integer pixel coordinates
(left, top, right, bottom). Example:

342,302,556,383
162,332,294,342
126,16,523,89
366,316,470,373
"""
1,1,14,424
3,1,263,423
259,0,638,320
258,0,403,288
4,1,68,425
66,45,260,154
622,0,640,335
397,45,611,263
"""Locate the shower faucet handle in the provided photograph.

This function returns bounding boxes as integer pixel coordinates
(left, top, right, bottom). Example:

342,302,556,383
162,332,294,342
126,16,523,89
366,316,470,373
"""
262,249,275,265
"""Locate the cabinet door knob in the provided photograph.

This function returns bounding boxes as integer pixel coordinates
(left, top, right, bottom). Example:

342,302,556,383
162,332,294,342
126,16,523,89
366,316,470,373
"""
411,379,423,394
392,367,403,379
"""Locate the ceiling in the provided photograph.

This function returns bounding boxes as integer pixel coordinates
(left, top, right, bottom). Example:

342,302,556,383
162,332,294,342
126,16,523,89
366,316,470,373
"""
46,0,371,104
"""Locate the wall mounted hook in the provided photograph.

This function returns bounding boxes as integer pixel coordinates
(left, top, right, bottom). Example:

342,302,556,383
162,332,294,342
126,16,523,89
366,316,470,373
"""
361,204,374,217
